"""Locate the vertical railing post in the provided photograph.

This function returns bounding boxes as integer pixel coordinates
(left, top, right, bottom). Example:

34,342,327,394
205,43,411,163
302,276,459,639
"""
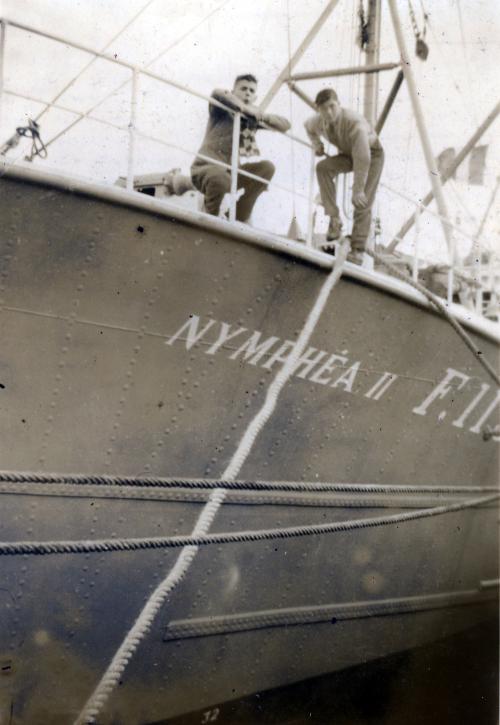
475,235,483,315
447,232,457,305
412,202,422,281
228,111,241,223
0,21,6,130
306,146,316,246
126,67,139,192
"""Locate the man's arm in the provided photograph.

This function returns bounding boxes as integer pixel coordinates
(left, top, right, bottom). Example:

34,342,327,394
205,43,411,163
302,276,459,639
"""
259,113,291,133
211,88,247,113
210,89,262,122
304,115,325,155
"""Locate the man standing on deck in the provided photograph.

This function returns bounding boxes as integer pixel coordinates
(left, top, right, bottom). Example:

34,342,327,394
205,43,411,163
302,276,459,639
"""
305,88,384,262
191,74,290,222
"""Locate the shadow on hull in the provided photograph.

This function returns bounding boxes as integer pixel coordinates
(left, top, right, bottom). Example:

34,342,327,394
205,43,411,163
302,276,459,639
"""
156,619,499,725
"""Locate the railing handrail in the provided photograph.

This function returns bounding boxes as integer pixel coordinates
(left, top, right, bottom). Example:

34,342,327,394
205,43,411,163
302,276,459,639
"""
1,15,494,292
0,18,310,151
380,181,488,246
134,129,311,201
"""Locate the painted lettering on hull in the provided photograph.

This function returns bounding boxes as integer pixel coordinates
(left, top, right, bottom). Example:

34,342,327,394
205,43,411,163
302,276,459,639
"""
166,316,499,442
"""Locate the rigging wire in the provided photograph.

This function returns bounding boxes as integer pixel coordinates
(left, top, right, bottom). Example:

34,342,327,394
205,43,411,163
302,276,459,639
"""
32,0,158,128
286,0,296,221
22,0,232,161
423,9,475,126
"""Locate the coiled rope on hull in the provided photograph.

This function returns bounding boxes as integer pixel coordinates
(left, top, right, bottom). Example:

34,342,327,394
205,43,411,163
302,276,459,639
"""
0,470,496,495
2,491,498,558
74,240,351,724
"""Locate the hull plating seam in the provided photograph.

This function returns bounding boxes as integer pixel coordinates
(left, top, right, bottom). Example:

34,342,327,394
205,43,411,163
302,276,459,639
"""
0,305,439,387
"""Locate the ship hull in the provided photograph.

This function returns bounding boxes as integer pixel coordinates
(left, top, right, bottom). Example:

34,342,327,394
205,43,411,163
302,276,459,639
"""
0,170,498,723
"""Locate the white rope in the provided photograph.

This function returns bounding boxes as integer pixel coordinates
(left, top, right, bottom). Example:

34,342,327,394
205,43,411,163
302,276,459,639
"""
223,238,350,480
74,488,227,725
74,240,349,723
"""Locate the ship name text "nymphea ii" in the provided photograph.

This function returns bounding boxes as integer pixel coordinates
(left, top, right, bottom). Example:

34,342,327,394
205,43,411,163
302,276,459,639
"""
166,315,499,441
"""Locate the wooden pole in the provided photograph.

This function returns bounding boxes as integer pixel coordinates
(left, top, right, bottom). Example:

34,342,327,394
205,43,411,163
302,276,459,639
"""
363,0,382,125
287,82,316,111
375,70,404,134
259,0,341,110
289,62,399,83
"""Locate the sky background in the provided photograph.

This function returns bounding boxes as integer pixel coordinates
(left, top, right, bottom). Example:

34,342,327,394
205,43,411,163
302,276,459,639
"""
1,0,499,263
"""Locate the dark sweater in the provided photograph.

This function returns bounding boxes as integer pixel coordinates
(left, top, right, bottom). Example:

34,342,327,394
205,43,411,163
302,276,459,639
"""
192,89,290,175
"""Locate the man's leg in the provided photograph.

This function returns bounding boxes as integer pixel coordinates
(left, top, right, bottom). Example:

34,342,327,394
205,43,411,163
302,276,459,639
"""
316,155,353,237
351,147,384,251
192,166,231,216
236,160,275,222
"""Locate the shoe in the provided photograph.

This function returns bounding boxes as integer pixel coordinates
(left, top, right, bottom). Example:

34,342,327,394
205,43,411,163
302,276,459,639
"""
347,249,364,265
320,240,338,256
326,217,342,242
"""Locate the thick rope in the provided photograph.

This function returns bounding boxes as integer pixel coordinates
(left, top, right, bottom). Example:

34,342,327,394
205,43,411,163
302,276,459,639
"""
74,488,226,725
4,492,498,558
223,239,350,480
0,470,496,495
74,244,348,723
165,587,497,641
368,249,500,386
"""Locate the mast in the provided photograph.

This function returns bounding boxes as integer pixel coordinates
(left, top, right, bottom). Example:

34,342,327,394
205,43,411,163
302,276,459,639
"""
363,0,382,125
387,0,454,259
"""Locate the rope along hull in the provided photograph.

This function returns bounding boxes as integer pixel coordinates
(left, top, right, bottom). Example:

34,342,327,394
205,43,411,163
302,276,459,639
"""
0,173,497,723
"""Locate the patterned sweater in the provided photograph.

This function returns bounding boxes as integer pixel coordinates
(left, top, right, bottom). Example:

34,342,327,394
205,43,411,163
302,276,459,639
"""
192,89,290,174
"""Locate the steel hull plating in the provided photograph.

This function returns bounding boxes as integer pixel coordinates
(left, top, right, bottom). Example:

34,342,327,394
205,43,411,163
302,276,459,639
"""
0,173,498,723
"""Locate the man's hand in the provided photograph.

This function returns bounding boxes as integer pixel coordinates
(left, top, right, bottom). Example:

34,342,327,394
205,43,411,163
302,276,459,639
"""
314,143,326,157
352,190,368,210
244,104,264,122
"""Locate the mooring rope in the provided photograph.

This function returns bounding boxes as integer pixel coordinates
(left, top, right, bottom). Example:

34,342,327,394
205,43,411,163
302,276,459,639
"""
368,249,500,387
223,239,350,480
74,241,350,723
0,470,496,495
5,492,498,559
74,488,226,725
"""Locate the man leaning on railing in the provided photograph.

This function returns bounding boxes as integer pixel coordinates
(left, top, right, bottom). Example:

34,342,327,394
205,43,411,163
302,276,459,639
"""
191,74,290,222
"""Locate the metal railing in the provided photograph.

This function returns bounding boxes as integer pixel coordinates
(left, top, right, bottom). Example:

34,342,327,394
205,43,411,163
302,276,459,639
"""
0,17,315,237
0,17,495,318
379,181,495,309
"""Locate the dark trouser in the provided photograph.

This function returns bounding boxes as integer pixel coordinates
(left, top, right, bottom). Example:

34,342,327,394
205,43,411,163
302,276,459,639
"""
316,147,384,250
191,160,275,222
